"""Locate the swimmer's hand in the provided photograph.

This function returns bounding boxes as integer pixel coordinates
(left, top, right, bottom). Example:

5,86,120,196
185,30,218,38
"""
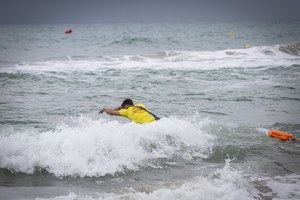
99,108,105,114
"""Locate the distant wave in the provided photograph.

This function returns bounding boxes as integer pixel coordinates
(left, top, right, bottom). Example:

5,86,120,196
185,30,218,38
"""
108,36,154,45
0,43,299,73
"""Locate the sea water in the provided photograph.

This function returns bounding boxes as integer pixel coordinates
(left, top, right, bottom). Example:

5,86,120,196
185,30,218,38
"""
0,22,300,200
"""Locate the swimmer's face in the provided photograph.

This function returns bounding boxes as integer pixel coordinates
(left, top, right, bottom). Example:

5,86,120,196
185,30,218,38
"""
122,104,131,109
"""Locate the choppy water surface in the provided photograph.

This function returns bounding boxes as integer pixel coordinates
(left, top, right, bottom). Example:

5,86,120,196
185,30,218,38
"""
0,22,300,200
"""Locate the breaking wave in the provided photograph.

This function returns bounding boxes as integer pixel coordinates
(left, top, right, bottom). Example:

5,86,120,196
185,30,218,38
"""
1,43,299,73
0,116,214,177
35,161,258,200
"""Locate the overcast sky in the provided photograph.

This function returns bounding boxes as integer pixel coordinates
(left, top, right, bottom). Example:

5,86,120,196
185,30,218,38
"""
0,0,300,24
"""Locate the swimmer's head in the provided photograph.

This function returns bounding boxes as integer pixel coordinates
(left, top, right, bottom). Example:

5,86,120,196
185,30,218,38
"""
121,99,134,108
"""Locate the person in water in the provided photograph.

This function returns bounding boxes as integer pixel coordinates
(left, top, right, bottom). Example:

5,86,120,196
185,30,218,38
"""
99,99,160,124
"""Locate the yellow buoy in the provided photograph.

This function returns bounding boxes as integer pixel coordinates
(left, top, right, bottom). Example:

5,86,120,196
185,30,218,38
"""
244,44,251,48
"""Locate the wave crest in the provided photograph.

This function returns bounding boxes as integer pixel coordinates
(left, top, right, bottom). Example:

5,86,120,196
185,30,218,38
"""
1,43,299,73
0,116,214,177
35,161,257,200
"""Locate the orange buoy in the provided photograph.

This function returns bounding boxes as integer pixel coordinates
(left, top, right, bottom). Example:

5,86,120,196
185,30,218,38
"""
64,29,73,34
267,129,295,141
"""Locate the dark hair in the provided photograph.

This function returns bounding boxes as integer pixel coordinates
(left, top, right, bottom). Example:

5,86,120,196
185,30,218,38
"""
121,99,133,107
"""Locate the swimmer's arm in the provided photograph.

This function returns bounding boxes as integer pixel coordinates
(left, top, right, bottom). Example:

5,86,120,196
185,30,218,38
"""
99,107,121,116
114,106,122,111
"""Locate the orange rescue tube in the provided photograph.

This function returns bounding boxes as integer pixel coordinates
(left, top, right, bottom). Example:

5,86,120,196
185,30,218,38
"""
267,129,295,141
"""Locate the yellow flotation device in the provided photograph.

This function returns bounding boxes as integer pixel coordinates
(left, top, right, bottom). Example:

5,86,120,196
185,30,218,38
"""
244,44,251,48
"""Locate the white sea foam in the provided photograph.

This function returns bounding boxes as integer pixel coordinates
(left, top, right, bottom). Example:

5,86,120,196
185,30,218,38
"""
0,116,214,177
3,44,299,73
260,174,300,200
36,161,257,200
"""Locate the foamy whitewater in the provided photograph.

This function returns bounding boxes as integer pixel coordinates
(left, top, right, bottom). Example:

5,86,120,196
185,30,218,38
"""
0,22,300,200
0,116,214,177
5,44,300,72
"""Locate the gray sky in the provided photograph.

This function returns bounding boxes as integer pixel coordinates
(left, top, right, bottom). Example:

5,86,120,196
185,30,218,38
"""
0,0,300,24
